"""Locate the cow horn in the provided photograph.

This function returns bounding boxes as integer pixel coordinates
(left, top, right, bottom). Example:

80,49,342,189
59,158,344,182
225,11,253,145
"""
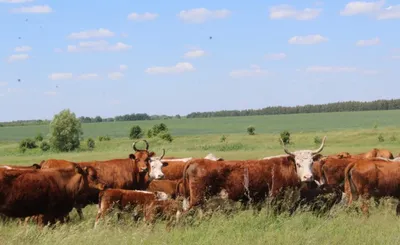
159,148,165,159
312,136,327,155
143,140,149,150
132,141,139,152
280,138,294,156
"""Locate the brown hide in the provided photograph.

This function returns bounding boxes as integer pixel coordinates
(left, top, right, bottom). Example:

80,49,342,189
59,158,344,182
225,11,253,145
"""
182,157,300,210
344,158,400,214
146,179,185,199
0,165,102,225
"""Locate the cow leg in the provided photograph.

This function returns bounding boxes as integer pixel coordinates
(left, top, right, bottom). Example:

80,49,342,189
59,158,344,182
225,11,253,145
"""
396,203,400,216
75,205,84,220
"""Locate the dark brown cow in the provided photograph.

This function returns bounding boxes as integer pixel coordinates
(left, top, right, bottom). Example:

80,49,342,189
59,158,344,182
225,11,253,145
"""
95,189,181,229
0,164,104,226
344,158,400,214
40,140,167,219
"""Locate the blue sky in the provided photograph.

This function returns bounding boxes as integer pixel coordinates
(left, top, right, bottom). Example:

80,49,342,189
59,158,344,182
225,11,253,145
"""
0,0,399,121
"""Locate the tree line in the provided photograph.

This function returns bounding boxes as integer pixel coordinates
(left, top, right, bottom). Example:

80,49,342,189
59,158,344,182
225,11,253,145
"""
2,98,400,126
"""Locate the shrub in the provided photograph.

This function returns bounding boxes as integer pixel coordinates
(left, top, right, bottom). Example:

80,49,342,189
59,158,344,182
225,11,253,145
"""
40,141,50,152
98,135,111,142
87,138,95,150
390,134,397,142
247,126,255,135
159,132,173,142
280,130,291,145
129,125,143,139
220,135,227,142
373,123,379,130
49,109,83,152
35,133,44,142
19,138,37,150
378,134,385,142
152,123,168,136
147,129,153,138
314,136,322,145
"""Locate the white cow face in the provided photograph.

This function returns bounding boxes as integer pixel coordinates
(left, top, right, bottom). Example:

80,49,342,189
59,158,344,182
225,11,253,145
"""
148,149,167,180
281,136,327,182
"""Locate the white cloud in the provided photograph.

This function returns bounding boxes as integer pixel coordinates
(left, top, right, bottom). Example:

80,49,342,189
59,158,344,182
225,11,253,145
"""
340,1,400,19
68,28,114,39
269,5,322,20
108,72,124,80
119,65,128,71
67,40,132,52
306,66,358,73
11,5,52,14
265,53,287,60
15,45,31,52
127,12,158,21
356,37,380,46
184,49,206,58
0,0,33,2
48,73,73,80
77,73,99,80
0,82,8,87
145,62,195,74
229,65,269,78
177,8,231,23
44,91,57,96
8,54,29,62
288,34,328,45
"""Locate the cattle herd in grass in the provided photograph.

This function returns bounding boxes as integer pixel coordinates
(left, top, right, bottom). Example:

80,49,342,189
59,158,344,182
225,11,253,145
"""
1,137,400,229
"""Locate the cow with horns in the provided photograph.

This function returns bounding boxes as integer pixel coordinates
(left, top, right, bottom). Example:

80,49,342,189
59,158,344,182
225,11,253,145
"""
39,139,167,220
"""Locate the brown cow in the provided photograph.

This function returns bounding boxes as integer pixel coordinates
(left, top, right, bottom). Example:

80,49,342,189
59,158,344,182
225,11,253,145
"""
95,189,181,229
146,179,185,199
363,148,394,159
0,164,104,226
0,163,41,170
344,158,400,214
312,157,358,189
40,140,167,219
181,137,327,211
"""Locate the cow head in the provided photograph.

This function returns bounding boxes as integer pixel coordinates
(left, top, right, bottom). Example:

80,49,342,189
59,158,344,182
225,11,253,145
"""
280,136,327,182
129,140,167,180
75,165,106,191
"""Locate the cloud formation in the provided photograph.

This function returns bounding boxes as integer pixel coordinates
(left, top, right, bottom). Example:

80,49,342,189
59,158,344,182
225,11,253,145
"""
8,54,29,62
67,40,132,52
177,8,231,23
108,72,124,80
68,28,114,39
184,49,206,58
229,65,269,78
11,5,52,14
288,34,328,45
48,73,73,80
127,12,158,21
145,62,195,74
340,1,400,19
15,46,31,52
269,5,321,20
356,37,380,46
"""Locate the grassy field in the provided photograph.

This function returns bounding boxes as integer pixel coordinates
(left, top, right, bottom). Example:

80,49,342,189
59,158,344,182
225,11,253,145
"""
1,111,400,244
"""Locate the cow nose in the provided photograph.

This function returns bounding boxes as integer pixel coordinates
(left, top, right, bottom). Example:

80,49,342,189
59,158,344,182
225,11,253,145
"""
303,174,313,182
157,174,164,179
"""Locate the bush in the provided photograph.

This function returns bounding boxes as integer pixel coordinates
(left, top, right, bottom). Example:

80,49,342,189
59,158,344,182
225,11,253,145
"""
19,138,37,150
98,135,111,142
220,135,227,142
147,129,153,138
129,125,143,139
152,123,168,136
49,109,83,152
159,132,173,142
40,141,50,152
247,126,255,135
378,134,385,142
314,136,322,145
280,130,291,145
390,134,397,142
87,138,95,150
35,133,44,142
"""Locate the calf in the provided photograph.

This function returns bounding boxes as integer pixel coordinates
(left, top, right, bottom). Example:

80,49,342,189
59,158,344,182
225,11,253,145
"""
146,179,185,199
0,164,104,226
95,189,181,228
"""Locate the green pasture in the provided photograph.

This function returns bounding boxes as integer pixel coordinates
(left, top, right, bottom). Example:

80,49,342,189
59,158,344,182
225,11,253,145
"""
1,110,400,244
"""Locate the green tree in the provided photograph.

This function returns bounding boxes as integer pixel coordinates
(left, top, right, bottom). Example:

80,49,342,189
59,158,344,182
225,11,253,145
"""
40,141,50,152
87,138,95,150
35,133,44,142
280,130,291,145
247,126,255,135
49,109,83,152
129,125,143,139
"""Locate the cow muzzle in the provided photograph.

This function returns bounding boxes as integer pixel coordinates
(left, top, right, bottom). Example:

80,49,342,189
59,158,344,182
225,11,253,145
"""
302,174,314,182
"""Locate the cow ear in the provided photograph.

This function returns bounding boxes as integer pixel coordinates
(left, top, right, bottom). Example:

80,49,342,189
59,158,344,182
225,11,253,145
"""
149,152,155,157
313,154,323,161
32,163,41,169
129,154,136,160
162,162,169,167
75,165,83,174
82,166,88,174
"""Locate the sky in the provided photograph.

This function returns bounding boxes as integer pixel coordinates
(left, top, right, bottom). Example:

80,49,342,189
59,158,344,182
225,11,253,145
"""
0,0,399,121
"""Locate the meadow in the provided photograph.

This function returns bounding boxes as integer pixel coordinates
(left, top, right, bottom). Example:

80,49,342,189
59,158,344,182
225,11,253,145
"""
1,110,400,245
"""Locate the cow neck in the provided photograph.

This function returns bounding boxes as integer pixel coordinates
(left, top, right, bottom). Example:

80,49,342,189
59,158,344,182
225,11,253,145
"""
63,170,85,198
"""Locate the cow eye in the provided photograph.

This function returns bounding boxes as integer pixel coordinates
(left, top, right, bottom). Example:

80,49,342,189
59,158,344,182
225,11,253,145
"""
296,163,301,168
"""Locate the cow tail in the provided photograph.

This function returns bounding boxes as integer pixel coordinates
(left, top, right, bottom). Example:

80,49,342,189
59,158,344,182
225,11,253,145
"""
181,160,193,211
344,162,357,204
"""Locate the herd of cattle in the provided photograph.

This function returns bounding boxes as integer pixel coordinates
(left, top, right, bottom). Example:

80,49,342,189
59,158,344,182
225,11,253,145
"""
1,137,400,229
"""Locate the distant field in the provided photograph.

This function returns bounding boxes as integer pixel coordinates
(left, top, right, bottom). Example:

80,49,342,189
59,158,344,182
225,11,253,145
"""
1,110,400,142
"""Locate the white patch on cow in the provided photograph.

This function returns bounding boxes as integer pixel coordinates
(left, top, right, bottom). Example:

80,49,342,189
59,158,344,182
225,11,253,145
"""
182,198,189,211
204,153,223,161
133,190,154,194
162,157,193,163
0,166,12,169
155,191,169,200
375,157,390,161
393,157,400,162
149,157,165,180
